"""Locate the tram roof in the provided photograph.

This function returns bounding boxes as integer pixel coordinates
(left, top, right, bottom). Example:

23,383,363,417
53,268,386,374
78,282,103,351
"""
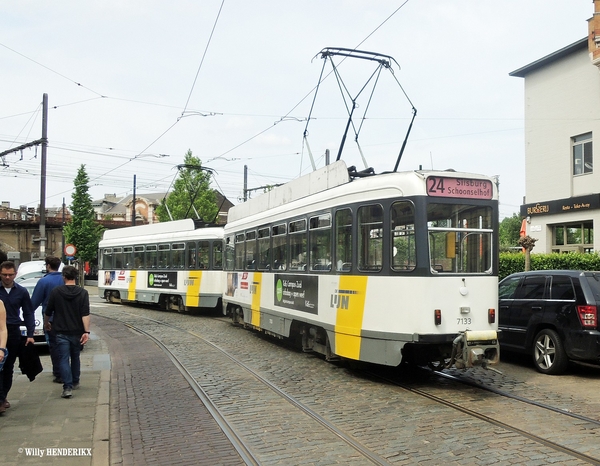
228,161,498,225
102,218,206,241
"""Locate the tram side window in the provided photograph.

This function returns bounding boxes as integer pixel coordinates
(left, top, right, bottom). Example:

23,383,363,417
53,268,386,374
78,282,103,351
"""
358,205,383,272
235,234,245,270
172,243,185,269
198,241,210,269
113,247,124,270
123,246,134,269
213,241,223,269
309,214,331,272
272,224,287,270
157,244,170,268
335,209,353,272
245,231,257,270
258,227,270,270
103,248,113,270
289,219,307,271
187,242,197,268
391,201,416,271
134,245,144,268
146,245,157,269
225,236,235,271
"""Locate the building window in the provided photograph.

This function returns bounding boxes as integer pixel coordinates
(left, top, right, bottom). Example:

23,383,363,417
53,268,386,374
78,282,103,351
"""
573,132,592,175
552,221,593,253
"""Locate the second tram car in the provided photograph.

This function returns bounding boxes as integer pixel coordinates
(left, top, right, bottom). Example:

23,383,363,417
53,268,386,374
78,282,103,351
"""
223,160,500,369
98,219,223,312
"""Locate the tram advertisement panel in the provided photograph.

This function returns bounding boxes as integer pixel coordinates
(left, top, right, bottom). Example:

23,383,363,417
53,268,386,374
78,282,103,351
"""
148,272,178,289
225,272,256,300
274,274,319,315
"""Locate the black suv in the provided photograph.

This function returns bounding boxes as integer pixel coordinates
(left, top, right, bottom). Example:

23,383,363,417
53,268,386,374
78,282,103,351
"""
498,270,600,374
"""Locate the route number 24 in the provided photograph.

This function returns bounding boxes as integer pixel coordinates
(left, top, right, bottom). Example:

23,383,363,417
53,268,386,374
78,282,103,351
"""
428,177,445,194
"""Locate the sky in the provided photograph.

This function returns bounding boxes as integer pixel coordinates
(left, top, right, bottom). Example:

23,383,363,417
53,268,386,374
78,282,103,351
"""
0,0,593,221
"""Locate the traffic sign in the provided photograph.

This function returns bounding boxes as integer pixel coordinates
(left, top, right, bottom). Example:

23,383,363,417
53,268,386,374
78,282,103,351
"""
64,244,77,256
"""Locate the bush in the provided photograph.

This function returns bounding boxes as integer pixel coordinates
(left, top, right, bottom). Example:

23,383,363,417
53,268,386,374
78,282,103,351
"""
499,252,600,281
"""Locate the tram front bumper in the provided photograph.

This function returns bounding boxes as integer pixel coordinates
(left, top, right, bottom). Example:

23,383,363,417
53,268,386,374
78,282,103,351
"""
455,330,500,369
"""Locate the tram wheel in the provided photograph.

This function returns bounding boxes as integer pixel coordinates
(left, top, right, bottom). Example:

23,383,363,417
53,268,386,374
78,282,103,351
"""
176,296,187,314
427,359,449,371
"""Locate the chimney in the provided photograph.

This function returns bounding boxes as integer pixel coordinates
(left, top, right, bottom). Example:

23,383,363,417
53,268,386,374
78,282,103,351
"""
589,0,600,66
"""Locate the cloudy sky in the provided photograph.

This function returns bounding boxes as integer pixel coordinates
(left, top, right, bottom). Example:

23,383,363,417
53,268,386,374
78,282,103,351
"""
0,0,592,220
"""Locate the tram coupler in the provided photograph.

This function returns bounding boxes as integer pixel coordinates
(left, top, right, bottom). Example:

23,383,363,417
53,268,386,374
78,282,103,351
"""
451,330,499,369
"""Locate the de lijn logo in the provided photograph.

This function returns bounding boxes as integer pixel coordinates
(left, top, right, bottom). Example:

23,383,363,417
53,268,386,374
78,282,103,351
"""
149,274,155,287
276,279,283,302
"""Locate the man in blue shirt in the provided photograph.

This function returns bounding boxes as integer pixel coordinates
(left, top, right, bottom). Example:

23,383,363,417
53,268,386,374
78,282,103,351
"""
31,256,64,382
0,261,34,413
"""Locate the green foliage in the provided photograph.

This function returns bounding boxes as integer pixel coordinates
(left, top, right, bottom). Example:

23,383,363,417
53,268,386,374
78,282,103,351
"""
499,251,600,280
155,150,218,222
63,165,104,263
499,213,522,251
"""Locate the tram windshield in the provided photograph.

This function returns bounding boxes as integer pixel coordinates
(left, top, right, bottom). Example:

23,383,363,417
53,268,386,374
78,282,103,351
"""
427,203,493,274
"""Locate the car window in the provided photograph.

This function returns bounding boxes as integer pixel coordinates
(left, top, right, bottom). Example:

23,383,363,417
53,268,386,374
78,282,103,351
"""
514,276,546,299
499,276,521,299
584,273,600,301
550,276,575,300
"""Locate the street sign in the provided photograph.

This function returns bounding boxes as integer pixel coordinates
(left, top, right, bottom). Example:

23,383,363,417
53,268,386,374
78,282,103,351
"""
64,244,77,256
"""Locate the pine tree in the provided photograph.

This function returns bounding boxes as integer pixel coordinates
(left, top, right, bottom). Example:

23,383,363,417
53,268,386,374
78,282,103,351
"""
155,150,218,222
63,165,104,268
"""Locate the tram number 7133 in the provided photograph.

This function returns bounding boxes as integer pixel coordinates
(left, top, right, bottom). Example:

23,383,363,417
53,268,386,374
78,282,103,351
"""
457,318,472,325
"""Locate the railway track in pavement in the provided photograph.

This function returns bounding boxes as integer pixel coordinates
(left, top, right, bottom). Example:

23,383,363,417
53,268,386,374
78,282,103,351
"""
92,299,600,465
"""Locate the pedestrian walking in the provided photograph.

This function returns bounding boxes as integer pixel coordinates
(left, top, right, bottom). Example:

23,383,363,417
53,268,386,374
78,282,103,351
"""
0,300,7,370
30,256,64,382
44,265,90,399
0,261,35,412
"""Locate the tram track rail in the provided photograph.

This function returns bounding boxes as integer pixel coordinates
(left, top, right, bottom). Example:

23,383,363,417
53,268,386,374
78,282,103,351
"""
436,370,600,427
99,309,394,466
93,301,600,465
365,368,600,465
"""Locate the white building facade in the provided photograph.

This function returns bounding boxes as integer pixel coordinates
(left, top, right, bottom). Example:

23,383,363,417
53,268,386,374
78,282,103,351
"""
511,34,600,253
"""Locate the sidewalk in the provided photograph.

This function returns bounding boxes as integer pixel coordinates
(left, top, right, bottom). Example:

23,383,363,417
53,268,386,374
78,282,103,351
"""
0,326,110,466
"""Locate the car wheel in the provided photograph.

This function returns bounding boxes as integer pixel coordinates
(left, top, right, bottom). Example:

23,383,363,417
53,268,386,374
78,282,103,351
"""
532,329,568,375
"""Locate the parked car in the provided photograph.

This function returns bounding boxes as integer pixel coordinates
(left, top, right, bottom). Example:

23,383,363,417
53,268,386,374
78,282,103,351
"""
18,277,47,345
15,260,64,283
15,260,48,282
498,270,600,374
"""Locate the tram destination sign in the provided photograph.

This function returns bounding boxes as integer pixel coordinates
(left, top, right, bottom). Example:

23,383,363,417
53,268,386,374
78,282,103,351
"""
426,176,493,200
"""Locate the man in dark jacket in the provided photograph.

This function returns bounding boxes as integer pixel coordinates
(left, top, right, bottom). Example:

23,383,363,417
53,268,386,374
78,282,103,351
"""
31,256,64,382
0,261,35,413
44,265,90,399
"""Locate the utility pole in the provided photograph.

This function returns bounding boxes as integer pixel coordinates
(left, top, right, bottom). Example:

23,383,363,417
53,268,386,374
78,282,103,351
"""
132,174,136,226
61,198,66,263
0,94,49,258
243,165,248,201
40,93,48,257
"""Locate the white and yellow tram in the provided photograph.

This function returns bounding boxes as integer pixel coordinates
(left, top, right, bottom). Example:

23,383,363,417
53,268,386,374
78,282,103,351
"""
98,219,223,312
223,160,500,369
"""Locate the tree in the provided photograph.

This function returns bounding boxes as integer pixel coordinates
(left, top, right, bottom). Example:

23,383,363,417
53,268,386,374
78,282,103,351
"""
155,150,218,223
63,165,104,282
499,213,522,250
518,235,538,271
